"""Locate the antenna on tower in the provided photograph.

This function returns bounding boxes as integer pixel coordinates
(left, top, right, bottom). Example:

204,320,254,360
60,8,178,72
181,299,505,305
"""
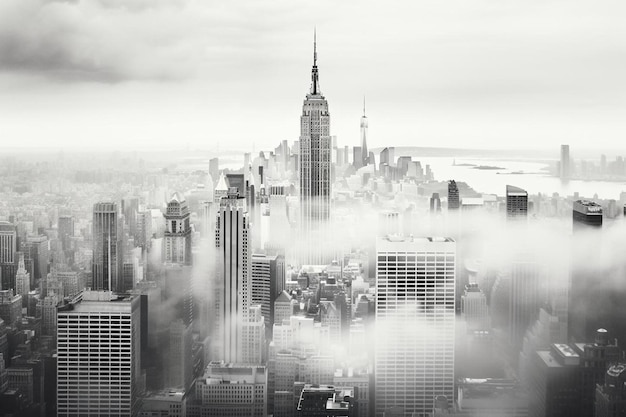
363,96,366,116
313,27,317,66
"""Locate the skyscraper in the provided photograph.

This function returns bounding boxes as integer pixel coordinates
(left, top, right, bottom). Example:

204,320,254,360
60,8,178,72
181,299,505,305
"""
163,193,192,266
251,253,285,333
0,222,18,291
216,187,251,363
92,202,121,292
299,31,331,265
572,200,603,231
14,253,29,300
56,290,141,417
506,185,528,219
560,144,570,179
375,236,456,417
360,97,369,167
58,215,74,252
447,180,460,210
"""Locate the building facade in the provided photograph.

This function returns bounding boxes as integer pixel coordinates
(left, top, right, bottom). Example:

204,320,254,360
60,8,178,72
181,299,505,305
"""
164,193,192,266
299,32,332,265
375,236,456,417
56,290,141,416
92,202,121,292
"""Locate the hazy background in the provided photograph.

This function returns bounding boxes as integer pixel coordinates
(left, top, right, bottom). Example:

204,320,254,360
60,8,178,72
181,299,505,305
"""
1,0,625,151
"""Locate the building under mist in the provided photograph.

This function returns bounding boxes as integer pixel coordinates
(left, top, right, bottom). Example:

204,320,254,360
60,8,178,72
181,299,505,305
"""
215,187,251,363
163,193,192,266
299,33,332,265
506,185,528,219
0,222,17,291
92,202,122,292
375,236,456,417
56,290,141,417
572,200,603,231
448,180,460,210
560,145,571,180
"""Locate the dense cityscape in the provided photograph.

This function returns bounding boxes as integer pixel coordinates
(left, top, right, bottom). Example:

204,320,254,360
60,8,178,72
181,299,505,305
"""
2,15,626,417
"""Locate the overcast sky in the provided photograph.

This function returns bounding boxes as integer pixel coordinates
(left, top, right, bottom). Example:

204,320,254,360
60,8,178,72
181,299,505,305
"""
1,0,625,153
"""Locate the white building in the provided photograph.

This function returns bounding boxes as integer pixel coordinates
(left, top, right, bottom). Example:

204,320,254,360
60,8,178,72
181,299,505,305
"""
215,188,250,363
57,290,141,416
375,236,456,417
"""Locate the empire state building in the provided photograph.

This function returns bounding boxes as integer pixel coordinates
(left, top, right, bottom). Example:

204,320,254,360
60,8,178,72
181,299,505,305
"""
299,32,331,265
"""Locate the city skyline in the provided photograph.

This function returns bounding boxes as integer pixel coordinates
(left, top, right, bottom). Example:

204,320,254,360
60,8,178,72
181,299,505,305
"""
1,0,626,152
2,3,626,416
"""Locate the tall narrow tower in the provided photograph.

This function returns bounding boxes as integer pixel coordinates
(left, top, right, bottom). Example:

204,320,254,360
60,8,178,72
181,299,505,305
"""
216,187,251,363
163,193,192,265
92,202,121,292
299,30,331,265
360,96,369,166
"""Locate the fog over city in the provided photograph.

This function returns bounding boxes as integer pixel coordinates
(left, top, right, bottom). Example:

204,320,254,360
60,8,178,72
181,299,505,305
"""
2,1,626,417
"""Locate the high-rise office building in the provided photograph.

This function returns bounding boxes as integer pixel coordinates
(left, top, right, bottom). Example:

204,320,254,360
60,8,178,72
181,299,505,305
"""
21,235,49,284
509,261,543,348
251,253,285,332
572,200,603,231
447,180,460,210
299,31,332,265
14,253,30,300
164,193,192,266
560,144,570,179
506,185,528,219
215,187,251,363
596,363,626,417
0,222,17,292
168,319,192,390
361,97,369,167
58,215,74,252
92,202,121,292
56,290,141,417
375,236,456,417
570,199,604,340
430,193,442,212
0,290,22,328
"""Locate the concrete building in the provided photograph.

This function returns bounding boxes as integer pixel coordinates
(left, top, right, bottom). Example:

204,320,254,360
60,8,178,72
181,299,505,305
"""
375,236,456,417
139,390,187,417
190,361,267,417
251,253,286,332
0,290,22,328
215,187,251,363
448,180,460,210
296,384,355,416
572,200,603,231
506,185,528,219
14,253,30,299
274,290,295,326
596,363,626,417
56,290,141,416
168,320,193,390
0,222,18,291
92,202,122,292
164,193,192,266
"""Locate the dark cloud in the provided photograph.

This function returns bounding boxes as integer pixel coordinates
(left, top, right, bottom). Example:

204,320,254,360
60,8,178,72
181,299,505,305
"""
0,0,200,82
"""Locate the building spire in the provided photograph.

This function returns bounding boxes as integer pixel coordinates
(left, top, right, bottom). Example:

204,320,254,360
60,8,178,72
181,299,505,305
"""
310,28,320,95
363,96,366,117
314,27,317,67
